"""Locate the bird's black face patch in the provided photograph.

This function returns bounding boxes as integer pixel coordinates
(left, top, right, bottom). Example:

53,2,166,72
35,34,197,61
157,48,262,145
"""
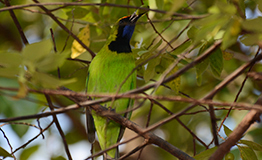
108,16,136,53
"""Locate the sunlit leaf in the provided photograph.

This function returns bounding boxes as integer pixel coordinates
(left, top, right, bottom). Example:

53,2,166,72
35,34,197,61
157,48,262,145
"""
71,25,90,59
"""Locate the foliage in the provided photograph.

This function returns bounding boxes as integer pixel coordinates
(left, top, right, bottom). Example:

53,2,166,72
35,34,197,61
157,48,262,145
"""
0,0,262,160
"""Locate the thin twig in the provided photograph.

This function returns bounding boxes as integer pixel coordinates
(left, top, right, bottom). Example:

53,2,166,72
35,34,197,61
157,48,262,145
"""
44,94,72,160
4,0,28,45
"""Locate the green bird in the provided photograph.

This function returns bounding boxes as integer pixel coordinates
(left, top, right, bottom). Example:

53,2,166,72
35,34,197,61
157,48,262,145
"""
86,7,148,159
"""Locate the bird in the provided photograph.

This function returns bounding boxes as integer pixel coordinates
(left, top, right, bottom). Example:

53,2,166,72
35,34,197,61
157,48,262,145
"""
86,7,148,160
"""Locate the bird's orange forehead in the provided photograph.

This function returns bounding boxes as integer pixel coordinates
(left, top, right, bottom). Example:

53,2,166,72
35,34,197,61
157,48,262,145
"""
119,15,131,20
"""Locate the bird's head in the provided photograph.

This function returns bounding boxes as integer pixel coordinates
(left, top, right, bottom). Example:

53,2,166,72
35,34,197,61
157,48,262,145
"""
108,6,149,53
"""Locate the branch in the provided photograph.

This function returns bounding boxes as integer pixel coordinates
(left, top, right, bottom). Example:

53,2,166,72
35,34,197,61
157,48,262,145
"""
44,94,72,160
0,2,207,19
89,104,195,160
4,0,28,45
209,94,262,160
32,0,96,58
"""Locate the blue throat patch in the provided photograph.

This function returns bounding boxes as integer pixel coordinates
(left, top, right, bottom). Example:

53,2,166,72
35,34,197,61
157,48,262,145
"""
122,25,135,41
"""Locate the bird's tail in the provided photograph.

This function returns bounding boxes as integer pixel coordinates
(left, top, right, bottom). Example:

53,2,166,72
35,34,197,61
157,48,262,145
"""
86,107,96,143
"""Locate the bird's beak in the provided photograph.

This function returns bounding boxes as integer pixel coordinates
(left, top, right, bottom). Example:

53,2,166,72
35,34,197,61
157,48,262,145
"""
129,5,149,23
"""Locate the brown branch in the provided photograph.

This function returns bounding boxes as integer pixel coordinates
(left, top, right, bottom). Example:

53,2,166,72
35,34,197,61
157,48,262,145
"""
120,140,149,160
0,128,15,159
44,94,72,160
0,2,208,19
218,48,261,132
89,104,195,160
4,0,28,45
12,121,54,154
209,94,262,160
31,0,96,58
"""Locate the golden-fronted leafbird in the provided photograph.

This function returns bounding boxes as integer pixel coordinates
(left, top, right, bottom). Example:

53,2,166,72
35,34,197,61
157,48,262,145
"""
86,7,148,160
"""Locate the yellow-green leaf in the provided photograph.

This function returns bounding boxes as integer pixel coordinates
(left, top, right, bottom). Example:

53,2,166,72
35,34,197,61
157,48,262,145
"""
22,40,52,62
14,81,28,99
19,145,39,160
32,72,77,89
0,147,13,158
223,124,233,137
71,25,90,59
239,140,262,151
144,58,160,82
209,48,223,78
238,145,258,160
194,147,217,160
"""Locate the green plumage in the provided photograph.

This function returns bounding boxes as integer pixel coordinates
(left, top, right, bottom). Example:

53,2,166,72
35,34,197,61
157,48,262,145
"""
86,7,148,159
87,48,136,158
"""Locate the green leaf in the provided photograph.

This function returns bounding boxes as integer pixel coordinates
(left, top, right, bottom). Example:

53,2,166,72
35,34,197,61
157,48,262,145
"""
67,7,89,19
0,67,20,78
22,40,53,62
196,58,209,86
148,40,162,53
37,51,70,72
51,156,67,160
0,147,13,158
221,17,241,50
144,58,160,82
242,17,262,33
195,43,210,85
209,48,223,78
239,140,262,151
194,146,217,160
258,0,262,13
170,40,192,56
19,145,39,160
161,54,181,93
0,51,22,67
238,145,258,160
65,129,84,144
223,124,233,137
240,34,262,46
11,123,30,138
32,72,77,89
